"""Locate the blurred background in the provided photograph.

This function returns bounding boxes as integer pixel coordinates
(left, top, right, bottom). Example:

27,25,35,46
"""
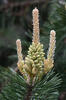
0,0,66,97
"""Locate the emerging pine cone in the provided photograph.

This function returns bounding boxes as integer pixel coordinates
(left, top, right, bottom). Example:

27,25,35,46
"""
16,8,56,85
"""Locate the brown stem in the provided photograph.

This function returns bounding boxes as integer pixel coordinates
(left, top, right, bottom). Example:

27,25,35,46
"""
0,83,2,92
24,85,33,100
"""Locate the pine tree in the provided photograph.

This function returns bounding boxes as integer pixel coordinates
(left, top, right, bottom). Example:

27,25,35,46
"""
0,8,61,100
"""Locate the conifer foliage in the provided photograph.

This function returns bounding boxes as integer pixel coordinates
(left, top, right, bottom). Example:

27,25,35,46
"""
42,0,66,91
0,8,61,100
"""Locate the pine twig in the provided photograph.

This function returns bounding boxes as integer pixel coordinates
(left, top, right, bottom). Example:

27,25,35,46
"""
25,85,33,100
0,0,46,11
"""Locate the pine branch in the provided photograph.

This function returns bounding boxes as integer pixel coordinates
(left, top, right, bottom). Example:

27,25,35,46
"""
24,85,33,100
0,0,47,11
0,5,62,100
0,67,62,100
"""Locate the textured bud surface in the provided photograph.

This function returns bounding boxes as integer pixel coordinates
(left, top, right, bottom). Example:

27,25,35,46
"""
32,8,40,44
16,8,56,85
